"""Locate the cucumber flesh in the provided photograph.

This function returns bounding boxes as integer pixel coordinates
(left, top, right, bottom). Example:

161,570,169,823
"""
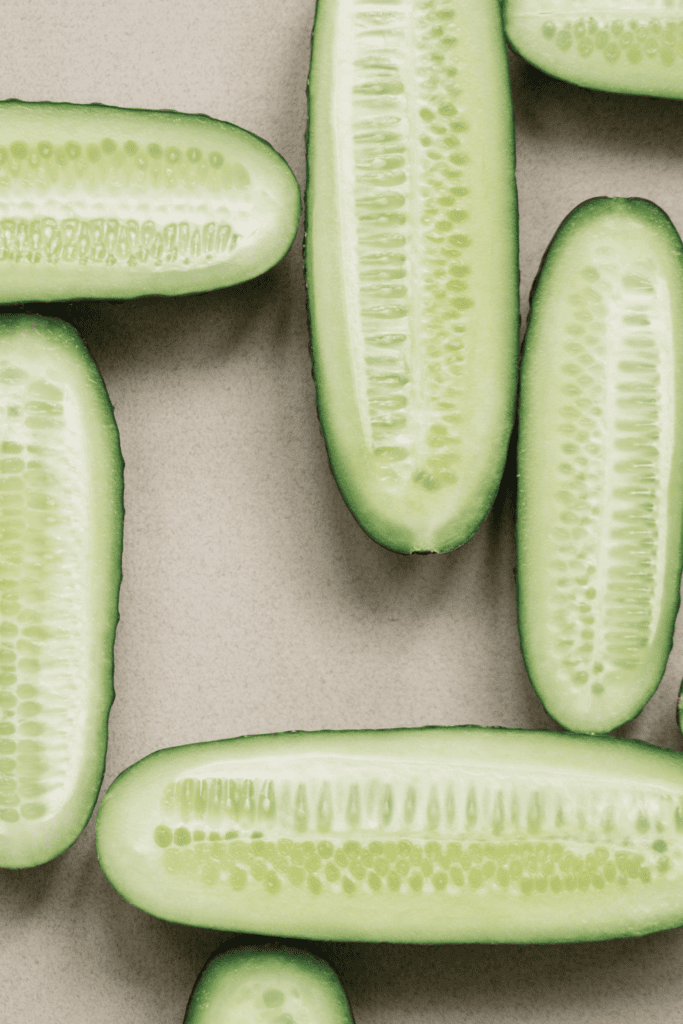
184,945,353,1024
0,315,122,868
306,0,519,553
0,100,301,302
96,726,683,943
503,0,683,99
517,198,683,735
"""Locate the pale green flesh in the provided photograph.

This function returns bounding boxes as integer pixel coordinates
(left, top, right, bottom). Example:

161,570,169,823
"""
96,727,683,943
0,101,301,301
0,315,122,868
504,0,683,98
185,947,353,1024
306,0,518,553
518,198,683,735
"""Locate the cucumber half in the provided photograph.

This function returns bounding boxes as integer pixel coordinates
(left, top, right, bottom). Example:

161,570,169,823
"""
305,0,519,553
0,315,122,868
503,0,683,99
184,945,354,1024
517,198,683,735
0,100,301,302
97,726,683,943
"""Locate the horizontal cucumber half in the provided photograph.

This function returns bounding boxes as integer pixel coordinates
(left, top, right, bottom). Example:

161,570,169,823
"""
185,945,354,1024
0,315,122,868
504,0,683,98
305,0,519,553
517,198,683,735
97,726,683,943
0,100,301,302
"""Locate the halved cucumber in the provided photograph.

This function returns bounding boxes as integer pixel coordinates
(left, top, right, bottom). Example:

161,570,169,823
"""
305,0,519,553
184,945,354,1024
517,198,683,735
503,0,683,99
97,726,683,943
0,315,122,868
0,100,301,301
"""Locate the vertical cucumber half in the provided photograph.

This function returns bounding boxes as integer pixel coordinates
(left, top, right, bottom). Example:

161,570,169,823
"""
305,0,519,553
97,726,683,943
184,945,354,1024
0,100,301,302
0,315,122,868
517,198,683,735
503,0,683,99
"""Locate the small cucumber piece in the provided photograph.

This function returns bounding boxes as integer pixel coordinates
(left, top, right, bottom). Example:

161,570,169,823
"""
97,726,683,943
0,315,122,868
517,198,683,735
0,100,301,302
503,0,683,99
305,0,519,553
184,945,354,1024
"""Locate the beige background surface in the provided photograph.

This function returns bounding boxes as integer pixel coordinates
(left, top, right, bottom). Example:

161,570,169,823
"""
2,0,683,1021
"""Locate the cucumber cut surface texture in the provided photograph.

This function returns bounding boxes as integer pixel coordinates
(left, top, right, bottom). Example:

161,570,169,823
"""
305,0,519,553
185,946,354,1024
97,726,683,943
0,101,301,302
0,315,122,868
503,0,683,99
517,198,683,735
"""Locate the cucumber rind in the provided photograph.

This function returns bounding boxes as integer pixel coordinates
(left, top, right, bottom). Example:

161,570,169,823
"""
0,100,301,302
97,725,683,943
0,314,123,868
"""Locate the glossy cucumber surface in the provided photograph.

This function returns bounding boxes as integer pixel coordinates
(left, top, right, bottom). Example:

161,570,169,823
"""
0,315,122,868
185,945,354,1024
503,0,683,99
305,0,519,553
517,198,683,735
97,726,683,943
0,100,301,302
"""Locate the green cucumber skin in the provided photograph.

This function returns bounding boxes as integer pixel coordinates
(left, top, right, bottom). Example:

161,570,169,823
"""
0,315,122,868
517,198,683,735
185,945,354,1024
306,0,519,554
503,0,683,99
0,100,301,302
97,725,683,944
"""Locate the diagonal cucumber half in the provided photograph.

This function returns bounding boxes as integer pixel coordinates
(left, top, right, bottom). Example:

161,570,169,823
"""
517,198,683,735
504,0,683,99
0,315,122,867
306,0,519,553
97,726,683,943
184,945,354,1024
0,101,301,302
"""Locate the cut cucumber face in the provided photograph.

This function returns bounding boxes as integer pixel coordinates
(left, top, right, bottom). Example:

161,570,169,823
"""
517,198,683,735
0,315,123,868
184,945,354,1024
0,100,301,302
503,0,683,99
305,0,519,553
97,726,683,943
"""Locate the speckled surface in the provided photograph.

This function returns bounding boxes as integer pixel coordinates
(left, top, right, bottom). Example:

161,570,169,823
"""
2,1,683,1022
